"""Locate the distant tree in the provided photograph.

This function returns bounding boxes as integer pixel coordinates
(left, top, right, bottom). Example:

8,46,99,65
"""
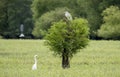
45,18,89,68
98,6,120,39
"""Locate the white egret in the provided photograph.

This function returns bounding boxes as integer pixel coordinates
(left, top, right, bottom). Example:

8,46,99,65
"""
19,33,24,37
19,24,25,38
32,55,38,70
65,11,73,21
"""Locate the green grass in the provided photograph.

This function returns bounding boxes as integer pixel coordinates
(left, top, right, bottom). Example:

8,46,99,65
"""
0,39,120,77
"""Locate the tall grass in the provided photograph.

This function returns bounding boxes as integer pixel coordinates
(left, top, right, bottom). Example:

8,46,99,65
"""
0,39,120,77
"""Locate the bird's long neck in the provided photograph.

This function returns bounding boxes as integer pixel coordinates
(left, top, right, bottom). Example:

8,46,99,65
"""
34,57,37,64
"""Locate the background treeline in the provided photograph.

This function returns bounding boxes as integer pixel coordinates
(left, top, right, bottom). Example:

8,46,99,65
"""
0,0,120,39
0,0,33,38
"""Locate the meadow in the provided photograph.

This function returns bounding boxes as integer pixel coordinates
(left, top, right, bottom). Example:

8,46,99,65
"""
0,39,120,77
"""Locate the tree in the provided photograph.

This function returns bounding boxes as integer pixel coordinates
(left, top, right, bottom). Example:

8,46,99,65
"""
45,18,89,68
98,6,120,39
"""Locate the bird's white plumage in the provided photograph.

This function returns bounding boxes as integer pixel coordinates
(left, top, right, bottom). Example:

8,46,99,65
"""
32,55,37,70
65,11,72,21
32,63,37,70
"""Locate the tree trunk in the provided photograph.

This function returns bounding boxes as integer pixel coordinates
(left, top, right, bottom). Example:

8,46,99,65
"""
62,48,70,69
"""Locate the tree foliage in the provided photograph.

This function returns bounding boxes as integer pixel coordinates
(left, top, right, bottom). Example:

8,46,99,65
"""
45,18,89,68
98,6,120,39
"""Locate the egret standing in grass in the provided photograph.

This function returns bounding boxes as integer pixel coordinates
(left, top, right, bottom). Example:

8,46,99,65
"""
32,55,38,70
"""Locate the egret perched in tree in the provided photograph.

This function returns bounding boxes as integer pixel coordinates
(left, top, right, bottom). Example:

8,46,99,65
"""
65,11,73,21
32,55,38,70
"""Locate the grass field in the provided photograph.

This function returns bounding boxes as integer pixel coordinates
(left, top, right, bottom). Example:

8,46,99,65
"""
0,39,120,77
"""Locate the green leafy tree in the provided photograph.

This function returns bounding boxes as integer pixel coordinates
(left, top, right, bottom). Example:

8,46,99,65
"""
45,18,89,68
98,6,120,39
